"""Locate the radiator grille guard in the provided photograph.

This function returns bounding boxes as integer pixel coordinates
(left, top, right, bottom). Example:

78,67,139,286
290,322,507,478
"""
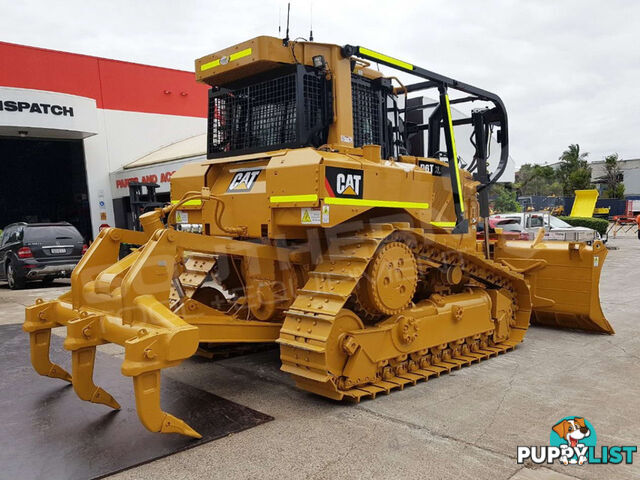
207,65,331,158
351,75,383,148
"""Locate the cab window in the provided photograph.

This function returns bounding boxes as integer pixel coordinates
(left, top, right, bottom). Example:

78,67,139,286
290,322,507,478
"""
527,215,544,228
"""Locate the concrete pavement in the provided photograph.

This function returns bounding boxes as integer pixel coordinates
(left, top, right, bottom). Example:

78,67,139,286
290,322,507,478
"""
1,235,638,480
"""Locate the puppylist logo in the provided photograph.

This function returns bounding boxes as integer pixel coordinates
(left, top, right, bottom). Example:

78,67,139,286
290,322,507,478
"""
517,416,636,466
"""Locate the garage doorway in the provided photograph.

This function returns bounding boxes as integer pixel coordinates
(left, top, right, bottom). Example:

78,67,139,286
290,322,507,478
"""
0,137,91,241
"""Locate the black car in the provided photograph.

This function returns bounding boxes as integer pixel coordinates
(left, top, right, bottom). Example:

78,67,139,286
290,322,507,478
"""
0,222,87,289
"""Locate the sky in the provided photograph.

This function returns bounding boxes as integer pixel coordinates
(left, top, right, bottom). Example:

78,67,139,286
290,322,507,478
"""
2,0,639,167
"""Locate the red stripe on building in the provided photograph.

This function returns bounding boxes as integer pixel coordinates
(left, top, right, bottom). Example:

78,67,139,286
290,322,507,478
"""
0,41,208,118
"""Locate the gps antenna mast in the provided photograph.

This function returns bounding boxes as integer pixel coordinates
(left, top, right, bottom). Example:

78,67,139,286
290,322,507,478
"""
283,2,290,45
309,2,314,41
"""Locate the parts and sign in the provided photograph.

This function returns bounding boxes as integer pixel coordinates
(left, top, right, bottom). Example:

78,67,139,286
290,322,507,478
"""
115,171,176,190
111,160,187,199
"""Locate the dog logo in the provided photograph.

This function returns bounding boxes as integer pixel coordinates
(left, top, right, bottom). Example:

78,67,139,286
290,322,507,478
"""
227,168,261,192
517,416,637,465
325,166,363,199
551,417,594,465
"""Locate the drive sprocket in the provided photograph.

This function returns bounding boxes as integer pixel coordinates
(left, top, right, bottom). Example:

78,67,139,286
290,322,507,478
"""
355,241,418,316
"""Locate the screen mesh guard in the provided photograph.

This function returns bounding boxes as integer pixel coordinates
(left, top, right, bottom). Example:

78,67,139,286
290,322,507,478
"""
207,65,331,158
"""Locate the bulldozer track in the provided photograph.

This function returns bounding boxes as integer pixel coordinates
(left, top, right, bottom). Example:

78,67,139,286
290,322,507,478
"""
337,333,520,401
278,223,531,401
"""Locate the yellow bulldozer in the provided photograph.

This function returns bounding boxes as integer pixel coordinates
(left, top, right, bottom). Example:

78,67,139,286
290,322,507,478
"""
23,36,613,438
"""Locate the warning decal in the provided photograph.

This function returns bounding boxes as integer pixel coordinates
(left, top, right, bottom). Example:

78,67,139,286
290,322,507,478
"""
175,211,189,224
322,205,330,223
301,208,321,225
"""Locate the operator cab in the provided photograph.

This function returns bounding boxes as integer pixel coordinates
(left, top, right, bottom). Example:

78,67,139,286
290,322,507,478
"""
195,36,510,235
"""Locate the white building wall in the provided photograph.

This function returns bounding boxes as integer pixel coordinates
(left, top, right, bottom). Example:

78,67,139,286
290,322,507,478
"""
624,168,640,196
591,158,640,197
82,110,114,237
100,110,206,172
82,109,205,237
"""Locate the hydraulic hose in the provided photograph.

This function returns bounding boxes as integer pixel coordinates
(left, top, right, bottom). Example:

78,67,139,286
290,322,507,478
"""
164,191,246,236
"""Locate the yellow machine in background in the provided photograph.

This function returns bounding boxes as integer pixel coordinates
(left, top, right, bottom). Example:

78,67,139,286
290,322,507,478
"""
24,36,612,438
571,189,600,217
570,189,610,219
543,195,564,216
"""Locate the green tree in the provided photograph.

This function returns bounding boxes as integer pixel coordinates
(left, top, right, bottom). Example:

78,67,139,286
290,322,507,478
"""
558,144,592,194
516,163,560,196
491,184,521,213
602,153,625,199
548,180,563,196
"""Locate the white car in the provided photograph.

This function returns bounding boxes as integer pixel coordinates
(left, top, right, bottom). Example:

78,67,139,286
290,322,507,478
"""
491,212,601,243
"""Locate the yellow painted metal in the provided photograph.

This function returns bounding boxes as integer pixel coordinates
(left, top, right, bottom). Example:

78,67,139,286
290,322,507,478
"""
339,289,494,385
570,189,599,217
200,47,252,71
270,194,319,203
94,249,141,295
22,36,612,439
358,47,414,71
355,241,418,315
430,221,456,227
324,197,429,209
593,207,610,215
24,228,204,437
493,238,613,334
22,226,296,437
278,224,531,400
170,199,202,206
194,37,355,146
444,94,465,213
178,298,282,343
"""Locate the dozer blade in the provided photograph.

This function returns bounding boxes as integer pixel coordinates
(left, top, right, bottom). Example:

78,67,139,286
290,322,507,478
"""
494,237,613,334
